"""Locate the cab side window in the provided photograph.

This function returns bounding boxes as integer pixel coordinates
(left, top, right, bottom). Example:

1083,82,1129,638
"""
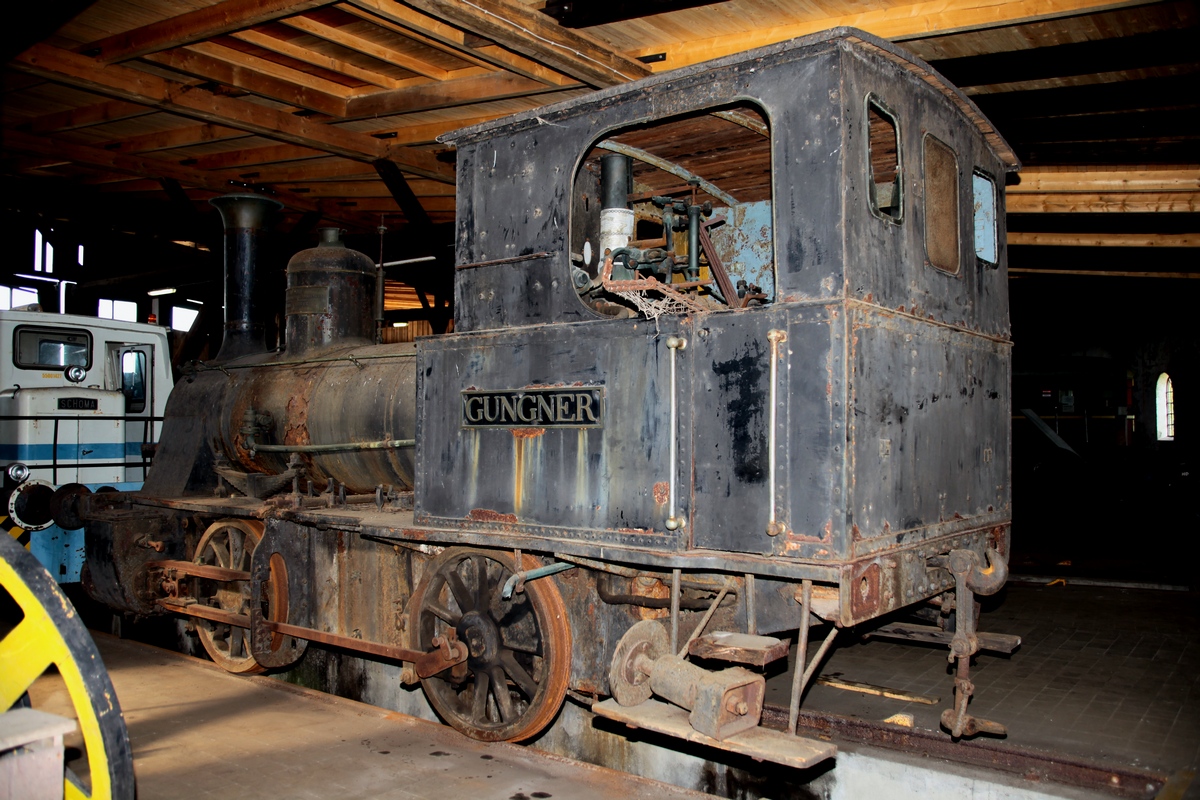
923,135,960,274
972,170,999,266
866,96,902,222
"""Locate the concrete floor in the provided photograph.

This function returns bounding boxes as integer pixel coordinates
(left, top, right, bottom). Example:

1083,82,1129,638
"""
775,581,1200,785
29,634,715,800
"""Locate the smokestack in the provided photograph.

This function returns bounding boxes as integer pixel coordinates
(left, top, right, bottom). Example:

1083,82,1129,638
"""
209,194,282,361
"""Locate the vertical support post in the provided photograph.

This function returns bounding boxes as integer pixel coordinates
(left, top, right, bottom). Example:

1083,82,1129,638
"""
745,573,757,635
665,336,687,531
670,568,681,655
766,329,787,537
788,579,812,735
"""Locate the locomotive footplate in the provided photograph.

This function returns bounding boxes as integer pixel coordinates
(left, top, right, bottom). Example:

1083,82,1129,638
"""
592,699,836,769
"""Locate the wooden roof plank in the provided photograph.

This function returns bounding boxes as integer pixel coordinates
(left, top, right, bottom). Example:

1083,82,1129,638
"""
23,99,154,133
81,0,336,63
279,14,450,80
96,123,249,155
625,0,1160,69
143,47,350,117
347,0,647,87
12,44,454,183
1006,191,1200,213
1008,166,1200,193
230,29,405,89
345,70,578,119
1008,231,1198,246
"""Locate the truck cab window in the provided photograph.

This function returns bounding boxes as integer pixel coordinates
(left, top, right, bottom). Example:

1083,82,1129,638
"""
14,326,91,369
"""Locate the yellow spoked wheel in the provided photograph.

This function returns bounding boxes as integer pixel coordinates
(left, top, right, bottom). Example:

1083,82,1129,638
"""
0,533,135,800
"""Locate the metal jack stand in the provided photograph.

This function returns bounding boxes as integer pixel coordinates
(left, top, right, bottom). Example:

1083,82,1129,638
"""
933,547,1009,738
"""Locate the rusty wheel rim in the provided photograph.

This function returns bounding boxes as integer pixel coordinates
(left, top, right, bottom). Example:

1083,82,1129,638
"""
193,519,267,674
412,548,571,742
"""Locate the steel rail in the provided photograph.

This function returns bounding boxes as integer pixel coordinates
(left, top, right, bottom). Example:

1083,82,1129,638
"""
760,704,1166,799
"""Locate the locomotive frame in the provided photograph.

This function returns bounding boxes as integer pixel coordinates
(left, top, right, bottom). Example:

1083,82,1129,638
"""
78,28,1019,767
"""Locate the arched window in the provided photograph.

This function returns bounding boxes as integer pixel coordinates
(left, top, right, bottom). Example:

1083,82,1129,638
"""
1156,373,1175,441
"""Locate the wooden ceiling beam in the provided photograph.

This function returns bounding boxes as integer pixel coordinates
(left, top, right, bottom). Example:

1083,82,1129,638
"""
337,2,574,86
345,70,577,119
347,0,646,87
278,15,450,80
931,27,1196,88
97,123,249,155
225,159,379,183
142,46,349,117
1008,166,1200,194
22,99,153,133
12,44,453,183
184,143,327,171
80,0,335,63
1008,232,1198,247
626,0,1160,69
367,114,507,146
230,29,405,89
1006,192,1200,213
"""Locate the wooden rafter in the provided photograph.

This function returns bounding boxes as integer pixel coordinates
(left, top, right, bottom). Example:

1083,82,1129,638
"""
1008,232,1198,247
348,0,649,87
229,29,406,89
12,44,453,184
1006,192,1200,214
96,124,249,155
80,0,336,63
625,0,1160,68
143,47,349,116
0,127,368,226
22,99,152,133
336,1,574,85
1008,166,1200,194
344,70,576,119
278,14,452,81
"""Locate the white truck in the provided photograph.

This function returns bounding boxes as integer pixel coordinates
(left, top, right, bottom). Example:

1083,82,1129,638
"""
1,309,173,581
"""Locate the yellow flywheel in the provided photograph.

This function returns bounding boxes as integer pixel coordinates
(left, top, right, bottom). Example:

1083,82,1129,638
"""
0,533,135,799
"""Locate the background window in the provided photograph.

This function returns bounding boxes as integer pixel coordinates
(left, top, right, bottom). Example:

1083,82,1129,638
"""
924,135,960,274
973,171,998,264
1156,372,1175,441
98,298,138,322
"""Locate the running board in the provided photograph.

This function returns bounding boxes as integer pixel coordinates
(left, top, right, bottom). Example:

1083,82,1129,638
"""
592,699,836,769
867,622,1022,654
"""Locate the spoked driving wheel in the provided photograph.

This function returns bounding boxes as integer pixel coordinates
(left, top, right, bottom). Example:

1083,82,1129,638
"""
193,519,277,674
411,548,571,742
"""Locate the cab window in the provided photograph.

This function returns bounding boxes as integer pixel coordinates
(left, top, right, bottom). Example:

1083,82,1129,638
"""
121,350,147,413
923,135,960,274
866,96,902,222
14,326,91,370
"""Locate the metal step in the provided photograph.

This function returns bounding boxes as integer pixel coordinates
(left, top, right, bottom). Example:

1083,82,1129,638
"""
687,631,789,666
592,699,836,769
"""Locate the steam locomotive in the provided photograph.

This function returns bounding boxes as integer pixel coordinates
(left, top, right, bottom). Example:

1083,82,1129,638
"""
75,28,1018,766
